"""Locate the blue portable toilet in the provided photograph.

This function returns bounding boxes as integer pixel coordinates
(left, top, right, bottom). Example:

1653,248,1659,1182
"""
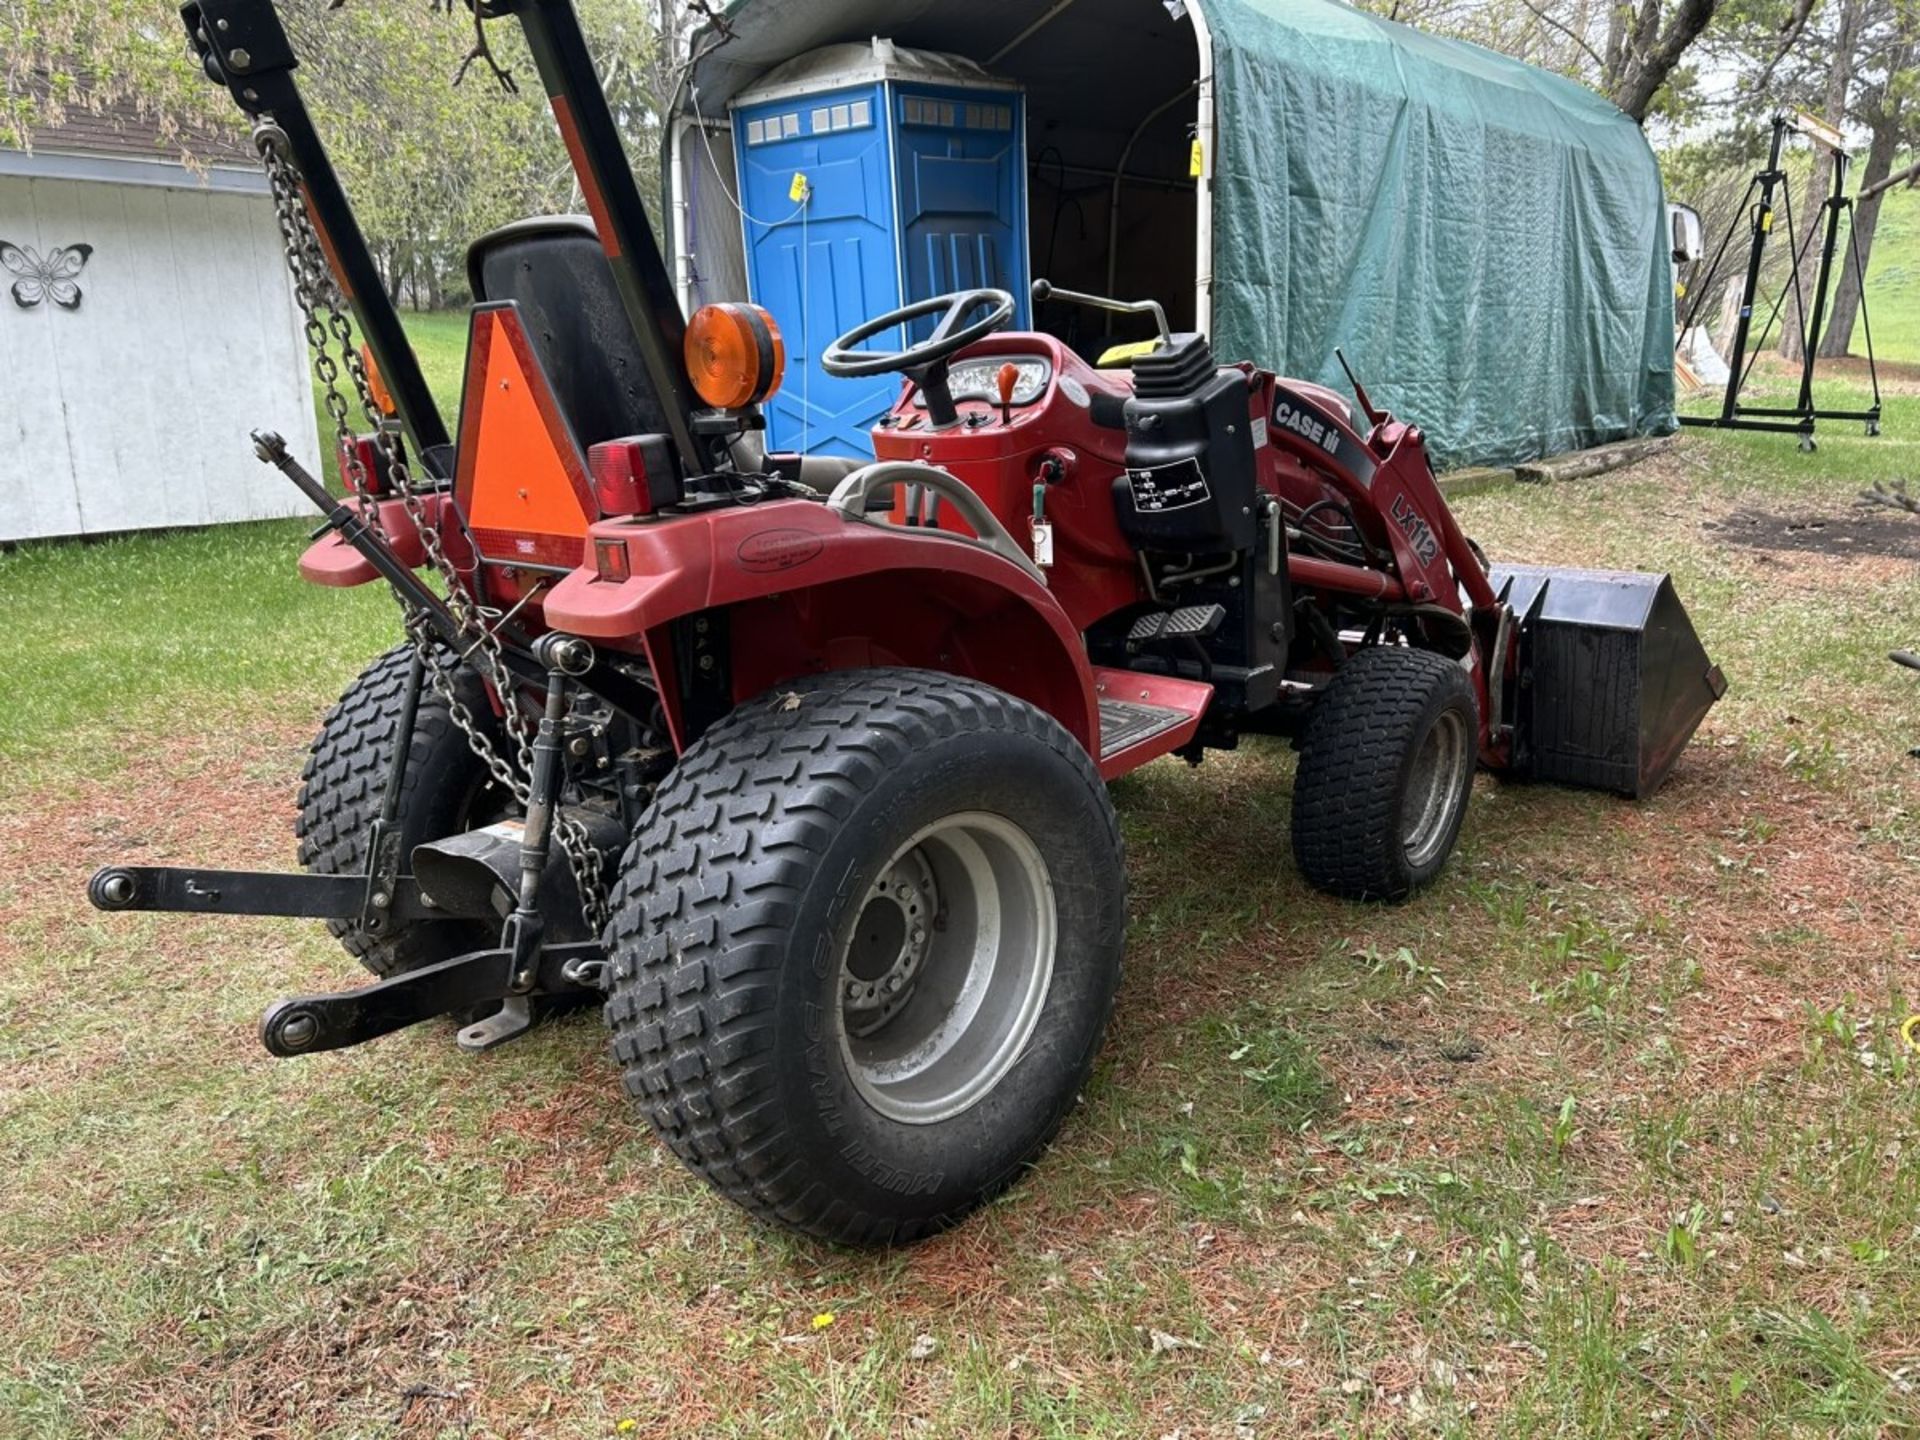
731,41,1030,457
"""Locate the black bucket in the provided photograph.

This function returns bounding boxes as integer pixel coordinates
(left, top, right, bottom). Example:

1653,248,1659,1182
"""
1490,565,1727,799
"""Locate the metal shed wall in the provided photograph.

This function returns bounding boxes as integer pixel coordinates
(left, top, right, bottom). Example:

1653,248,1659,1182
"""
0,158,318,541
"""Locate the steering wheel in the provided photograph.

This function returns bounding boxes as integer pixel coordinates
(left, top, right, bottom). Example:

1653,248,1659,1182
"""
822,288,1016,428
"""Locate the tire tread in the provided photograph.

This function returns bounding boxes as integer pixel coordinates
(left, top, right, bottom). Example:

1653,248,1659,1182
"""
1291,646,1474,901
603,668,1122,1245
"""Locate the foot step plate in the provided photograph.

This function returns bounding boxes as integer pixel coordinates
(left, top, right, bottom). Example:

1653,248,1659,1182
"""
1098,698,1191,761
1127,604,1226,645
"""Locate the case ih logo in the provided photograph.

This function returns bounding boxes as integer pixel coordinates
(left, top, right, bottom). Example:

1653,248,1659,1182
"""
737,528,824,573
1270,383,1378,489
1273,397,1341,455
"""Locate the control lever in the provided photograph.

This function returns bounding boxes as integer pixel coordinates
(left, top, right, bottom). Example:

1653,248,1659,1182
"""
996,362,1019,425
1334,347,1387,428
1031,279,1171,346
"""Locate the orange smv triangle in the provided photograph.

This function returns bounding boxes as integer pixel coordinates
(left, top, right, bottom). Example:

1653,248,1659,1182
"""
455,303,596,569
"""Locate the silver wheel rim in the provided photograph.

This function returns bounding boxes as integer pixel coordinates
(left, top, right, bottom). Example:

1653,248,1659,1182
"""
1401,708,1470,869
836,812,1057,1126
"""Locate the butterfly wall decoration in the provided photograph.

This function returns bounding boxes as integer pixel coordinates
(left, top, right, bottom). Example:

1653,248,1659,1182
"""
2,241,94,311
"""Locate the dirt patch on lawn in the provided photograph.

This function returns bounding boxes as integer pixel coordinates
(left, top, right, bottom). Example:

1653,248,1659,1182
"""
1705,503,1920,560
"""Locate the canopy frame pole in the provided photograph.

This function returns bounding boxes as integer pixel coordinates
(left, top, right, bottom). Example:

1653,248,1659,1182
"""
1106,82,1201,314
1189,0,1216,338
988,0,1080,66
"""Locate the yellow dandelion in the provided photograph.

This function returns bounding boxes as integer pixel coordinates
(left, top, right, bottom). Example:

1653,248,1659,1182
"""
811,1311,837,1330
615,1422,638,1435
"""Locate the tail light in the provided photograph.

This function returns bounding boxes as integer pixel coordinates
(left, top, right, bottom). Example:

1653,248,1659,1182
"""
337,433,390,497
593,537,631,582
588,434,680,516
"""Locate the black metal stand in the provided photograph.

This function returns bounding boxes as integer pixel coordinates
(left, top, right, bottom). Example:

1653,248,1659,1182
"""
1678,114,1883,450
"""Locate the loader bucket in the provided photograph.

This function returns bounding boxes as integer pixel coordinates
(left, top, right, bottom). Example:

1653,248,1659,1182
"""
1491,565,1726,799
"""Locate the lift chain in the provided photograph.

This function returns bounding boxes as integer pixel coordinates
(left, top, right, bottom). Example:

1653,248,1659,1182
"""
255,125,610,943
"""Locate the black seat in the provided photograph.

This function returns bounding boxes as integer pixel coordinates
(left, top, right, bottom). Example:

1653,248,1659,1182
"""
465,216,671,450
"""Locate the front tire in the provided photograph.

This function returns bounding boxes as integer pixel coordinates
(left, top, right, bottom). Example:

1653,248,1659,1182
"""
603,669,1126,1245
1291,646,1477,901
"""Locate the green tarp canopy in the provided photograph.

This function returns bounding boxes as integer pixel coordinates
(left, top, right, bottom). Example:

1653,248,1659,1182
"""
1205,0,1676,466
677,0,1677,468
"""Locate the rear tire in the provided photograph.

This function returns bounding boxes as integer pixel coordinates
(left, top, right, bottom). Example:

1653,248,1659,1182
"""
603,668,1126,1245
1291,646,1476,901
296,644,509,978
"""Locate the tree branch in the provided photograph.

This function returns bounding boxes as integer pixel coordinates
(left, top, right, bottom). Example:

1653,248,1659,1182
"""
1861,158,1920,201
1610,0,1721,121
1517,0,1607,73
1754,0,1818,91
452,4,517,93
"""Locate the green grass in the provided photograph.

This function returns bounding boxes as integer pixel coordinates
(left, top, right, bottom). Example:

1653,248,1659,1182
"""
1848,165,1918,361
2,319,1919,1437
311,309,470,488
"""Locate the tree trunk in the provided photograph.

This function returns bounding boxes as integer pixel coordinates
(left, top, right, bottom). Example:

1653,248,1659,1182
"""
1606,0,1721,122
1779,0,1865,361
1817,109,1902,358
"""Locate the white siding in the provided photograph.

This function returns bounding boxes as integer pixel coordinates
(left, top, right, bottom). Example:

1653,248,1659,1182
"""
0,171,320,541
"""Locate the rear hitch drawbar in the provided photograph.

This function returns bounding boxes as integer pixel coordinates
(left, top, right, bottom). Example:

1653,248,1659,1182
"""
88,629,620,1059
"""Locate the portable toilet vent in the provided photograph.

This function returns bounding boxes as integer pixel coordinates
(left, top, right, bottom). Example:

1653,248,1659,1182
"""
731,40,1030,456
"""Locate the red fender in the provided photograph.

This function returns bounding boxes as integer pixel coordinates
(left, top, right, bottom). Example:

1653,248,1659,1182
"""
297,493,456,588
544,498,1100,755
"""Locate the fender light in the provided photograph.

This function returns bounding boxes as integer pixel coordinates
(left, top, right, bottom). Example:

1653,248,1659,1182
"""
592,537,631,583
588,434,680,516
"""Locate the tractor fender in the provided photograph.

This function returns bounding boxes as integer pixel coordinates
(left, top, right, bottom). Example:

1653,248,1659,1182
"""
296,494,452,588
544,498,1099,754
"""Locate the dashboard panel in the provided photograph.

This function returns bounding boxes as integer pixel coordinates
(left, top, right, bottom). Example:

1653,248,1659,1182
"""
913,355,1053,409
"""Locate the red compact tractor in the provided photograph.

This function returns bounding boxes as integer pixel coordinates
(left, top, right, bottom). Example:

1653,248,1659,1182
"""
90,0,1724,1242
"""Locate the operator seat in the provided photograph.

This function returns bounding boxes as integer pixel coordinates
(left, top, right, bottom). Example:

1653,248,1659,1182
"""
465,215,865,492
465,215,672,451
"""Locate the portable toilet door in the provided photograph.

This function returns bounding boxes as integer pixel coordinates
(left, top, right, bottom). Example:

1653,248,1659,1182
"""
732,43,1030,457
893,89,1028,346
733,82,899,456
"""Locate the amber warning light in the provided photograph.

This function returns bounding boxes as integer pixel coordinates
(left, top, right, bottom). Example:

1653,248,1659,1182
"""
685,303,785,410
